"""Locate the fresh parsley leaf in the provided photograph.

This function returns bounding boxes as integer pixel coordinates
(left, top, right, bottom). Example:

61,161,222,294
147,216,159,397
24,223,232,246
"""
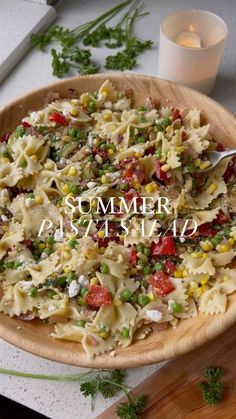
198,366,225,406
116,395,147,419
80,380,98,398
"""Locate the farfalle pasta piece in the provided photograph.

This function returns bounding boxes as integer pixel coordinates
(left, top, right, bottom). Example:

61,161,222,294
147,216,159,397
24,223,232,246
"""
185,178,227,209
0,222,24,259
180,252,216,275
183,109,201,129
0,163,23,187
215,268,236,294
199,287,227,315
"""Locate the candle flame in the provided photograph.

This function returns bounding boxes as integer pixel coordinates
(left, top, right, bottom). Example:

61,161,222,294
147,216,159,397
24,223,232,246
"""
188,24,195,32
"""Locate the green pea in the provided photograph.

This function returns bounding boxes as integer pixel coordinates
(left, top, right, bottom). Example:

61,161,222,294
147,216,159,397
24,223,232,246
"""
87,155,94,162
155,124,164,132
136,244,144,253
66,272,76,283
138,106,147,112
58,276,67,286
157,212,166,221
101,263,109,274
2,150,11,159
69,238,77,248
80,287,88,298
155,147,162,159
88,101,96,113
15,125,25,137
20,158,28,168
46,236,55,245
99,169,105,177
70,185,80,195
33,239,40,248
143,266,151,275
27,192,35,199
140,279,148,288
187,163,196,174
29,287,38,298
138,295,150,307
4,261,15,269
211,234,223,247
121,327,129,339
223,227,231,238
143,246,151,256
138,260,147,267
162,117,171,128
13,261,23,269
121,289,132,302
171,303,183,314
76,320,86,328
47,290,56,298
100,143,108,150
79,219,89,227
137,136,146,144
108,143,116,151
155,262,164,271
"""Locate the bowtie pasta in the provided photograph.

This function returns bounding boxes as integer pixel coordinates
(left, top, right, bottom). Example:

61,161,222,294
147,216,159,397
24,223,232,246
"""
0,80,235,358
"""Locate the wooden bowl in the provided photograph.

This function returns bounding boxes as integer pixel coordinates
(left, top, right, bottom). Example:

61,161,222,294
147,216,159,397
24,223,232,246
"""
0,74,236,368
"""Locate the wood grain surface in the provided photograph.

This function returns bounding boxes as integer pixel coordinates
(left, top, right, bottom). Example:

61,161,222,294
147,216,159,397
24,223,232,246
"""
99,323,236,419
0,74,236,368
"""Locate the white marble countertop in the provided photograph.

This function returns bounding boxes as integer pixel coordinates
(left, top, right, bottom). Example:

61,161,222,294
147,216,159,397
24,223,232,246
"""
0,0,235,418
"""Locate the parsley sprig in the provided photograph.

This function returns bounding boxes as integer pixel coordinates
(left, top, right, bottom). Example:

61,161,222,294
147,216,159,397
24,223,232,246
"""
31,0,153,77
198,366,225,405
0,367,146,418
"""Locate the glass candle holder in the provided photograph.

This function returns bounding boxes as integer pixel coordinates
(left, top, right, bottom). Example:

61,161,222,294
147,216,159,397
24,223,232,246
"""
158,10,228,95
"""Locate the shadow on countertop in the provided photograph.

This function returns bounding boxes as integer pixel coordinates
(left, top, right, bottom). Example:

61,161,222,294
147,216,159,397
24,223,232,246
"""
0,395,49,419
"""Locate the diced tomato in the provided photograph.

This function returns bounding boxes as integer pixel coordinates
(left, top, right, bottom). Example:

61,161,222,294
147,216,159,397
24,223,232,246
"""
123,169,134,181
22,121,31,128
116,156,136,170
149,272,175,296
85,284,112,307
130,248,138,265
214,210,228,224
216,142,225,152
23,239,33,248
0,132,11,142
172,108,182,122
48,112,68,126
164,260,176,274
155,160,168,181
124,190,143,206
197,223,217,237
92,147,109,161
151,237,176,256
181,130,188,141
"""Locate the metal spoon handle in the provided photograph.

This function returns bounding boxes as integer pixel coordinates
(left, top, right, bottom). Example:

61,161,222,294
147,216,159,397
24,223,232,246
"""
220,148,236,159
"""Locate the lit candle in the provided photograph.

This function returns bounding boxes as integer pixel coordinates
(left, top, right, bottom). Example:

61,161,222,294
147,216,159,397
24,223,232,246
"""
175,26,202,48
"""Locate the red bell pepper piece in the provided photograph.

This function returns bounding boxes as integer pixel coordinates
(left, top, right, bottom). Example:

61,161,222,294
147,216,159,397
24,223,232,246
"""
149,272,175,296
151,237,176,256
48,112,68,126
85,284,112,307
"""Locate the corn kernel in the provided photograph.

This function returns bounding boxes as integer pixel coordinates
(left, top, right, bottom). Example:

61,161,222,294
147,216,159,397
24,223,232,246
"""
39,243,46,251
103,113,112,122
108,149,114,156
202,284,209,292
145,182,157,193
31,265,41,271
228,238,234,245
101,175,109,184
173,269,183,278
31,154,38,161
216,244,230,253
191,252,203,258
202,252,208,259
200,161,211,170
97,230,105,239
70,107,79,116
90,277,99,285
223,275,230,281
114,299,122,307
93,138,100,146
175,146,185,153
132,180,141,190
35,195,43,204
109,124,116,132
101,88,109,96
200,274,210,285
63,251,71,260
64,267,70,274
193,287,203,298
182,269,188,278
148,291,156,301
61,184,70,194
70,99,79,106
230,231,236,241
207,183,217,194
62,135,71,143
68,166,77,176
200,241,213,252
134,152,141,158
99,331,109,339
85,248,96,260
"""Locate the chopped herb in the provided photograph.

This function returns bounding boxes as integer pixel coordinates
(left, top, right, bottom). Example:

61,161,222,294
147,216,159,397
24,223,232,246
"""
198,366,225,406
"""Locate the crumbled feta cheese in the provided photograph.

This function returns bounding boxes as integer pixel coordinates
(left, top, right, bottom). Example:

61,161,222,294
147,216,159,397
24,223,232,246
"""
146,310,163,322
167,299,175,311
48,305,56,312
117,254,123,263
1,214,8,222
87,132,94,147
41,252,47,259
179,236,186,243
78,275,89,287
95,154,103,164
113,99,130,111
0,189,10,206
68,280,80,298
87,181,97,189
54,229,63,242
20,281,33,291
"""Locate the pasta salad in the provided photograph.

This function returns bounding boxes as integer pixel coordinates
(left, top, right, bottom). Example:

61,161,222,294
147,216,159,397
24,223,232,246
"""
0,80,235,357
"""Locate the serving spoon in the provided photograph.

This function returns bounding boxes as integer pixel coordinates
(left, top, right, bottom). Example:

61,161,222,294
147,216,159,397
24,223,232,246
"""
197,148,236,173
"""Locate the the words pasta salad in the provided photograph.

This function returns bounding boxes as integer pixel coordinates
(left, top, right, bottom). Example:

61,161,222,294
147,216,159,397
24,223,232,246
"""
0,80,235,357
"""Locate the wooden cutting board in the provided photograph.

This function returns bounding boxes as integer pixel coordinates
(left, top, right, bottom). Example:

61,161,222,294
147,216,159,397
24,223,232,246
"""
99,323,236,418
